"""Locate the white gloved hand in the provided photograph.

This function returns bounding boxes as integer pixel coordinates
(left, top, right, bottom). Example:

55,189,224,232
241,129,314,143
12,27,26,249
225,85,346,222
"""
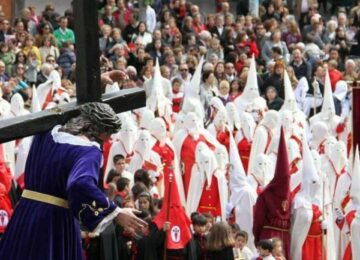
335,208,345,221
321,220,328,230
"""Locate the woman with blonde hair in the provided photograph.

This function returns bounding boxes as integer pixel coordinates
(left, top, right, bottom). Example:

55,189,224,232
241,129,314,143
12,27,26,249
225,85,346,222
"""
283,20,302,50
286,66,298,89
207,222,235,259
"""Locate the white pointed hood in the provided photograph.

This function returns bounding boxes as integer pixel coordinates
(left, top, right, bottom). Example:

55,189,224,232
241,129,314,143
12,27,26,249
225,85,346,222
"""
186,56,204,98
37,69,61,108
280,110,294,137
226,102,241,131
281,68,297,111
309,121,329,150
146,58,172,117
240,55,260,101
298,135,320,204
10,93,28,116
184,112,201,139
150,118,167,145
195,142,218,188
215,144,229,172
350,146,360,209
253,153,273,185
321,69,335,116
116,120,138,155
181,56,205,120
139,109,155,130
333,80,348,102
239,111,256,141
134,130,152,159
213,108,229,132
328,140,347,174
31,85,41,113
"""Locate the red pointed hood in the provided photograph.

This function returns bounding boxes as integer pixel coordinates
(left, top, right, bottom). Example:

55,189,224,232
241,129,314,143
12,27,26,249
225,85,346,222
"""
263,127,290,201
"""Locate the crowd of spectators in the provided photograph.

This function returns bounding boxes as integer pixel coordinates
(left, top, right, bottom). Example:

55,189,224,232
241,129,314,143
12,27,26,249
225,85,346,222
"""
1,0,360,259
0,0,359,112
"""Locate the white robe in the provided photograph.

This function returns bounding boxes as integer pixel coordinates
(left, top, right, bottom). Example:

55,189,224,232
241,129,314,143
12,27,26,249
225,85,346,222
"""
231,185,257,253
291,198,313,260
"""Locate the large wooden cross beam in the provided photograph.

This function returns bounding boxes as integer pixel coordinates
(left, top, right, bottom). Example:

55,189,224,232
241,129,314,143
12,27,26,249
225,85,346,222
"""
0,0,145,143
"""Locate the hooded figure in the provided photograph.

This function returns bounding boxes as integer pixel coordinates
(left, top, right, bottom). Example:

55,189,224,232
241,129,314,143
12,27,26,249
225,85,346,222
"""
138,108,155,131
143,59,172,101
247,110,280,176
310,69,341,136
186,142,228,220
3,94,30,176
253,127,291,259
350,147,360,260
0,87,10,118
234,55,267,121
36,69,62,110
225,102,241,133
177,56,205,123
146,59,173,131
248,153,274,195
228,133,257,252
309,121,330,154
333,80,350,118
104,120,139,184
333,147,359,260
173,112,218,198
214,144,229,174
235,111,256,174
128,130,162,196
280,69,307,128
149,118,185,204
291,135,326,260
207,108,231,151
321,140,348,199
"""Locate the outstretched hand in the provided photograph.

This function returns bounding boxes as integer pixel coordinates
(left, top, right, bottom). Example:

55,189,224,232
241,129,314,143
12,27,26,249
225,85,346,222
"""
116,208,147,232
101,70,129,89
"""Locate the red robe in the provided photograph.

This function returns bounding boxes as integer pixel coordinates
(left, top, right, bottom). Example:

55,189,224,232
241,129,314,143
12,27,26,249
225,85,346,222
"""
216,129,230,152
343,210,356,260
302,204,323,260
180,135,215,198
237,137,251,174
253,195,291,260
0,145,13,234
152,140,174,180
42,88,64,110
172,92,184,113
197,175,222,217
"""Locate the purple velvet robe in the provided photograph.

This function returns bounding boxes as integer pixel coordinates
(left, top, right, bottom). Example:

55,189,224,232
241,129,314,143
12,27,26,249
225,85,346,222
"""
0,127,118,259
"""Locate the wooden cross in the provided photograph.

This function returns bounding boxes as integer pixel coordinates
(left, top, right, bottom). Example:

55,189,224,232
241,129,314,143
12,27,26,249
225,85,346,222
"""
0,0,145,143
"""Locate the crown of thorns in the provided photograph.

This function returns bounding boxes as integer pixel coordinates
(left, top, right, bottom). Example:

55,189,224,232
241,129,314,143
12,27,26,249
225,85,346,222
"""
80,102,121,133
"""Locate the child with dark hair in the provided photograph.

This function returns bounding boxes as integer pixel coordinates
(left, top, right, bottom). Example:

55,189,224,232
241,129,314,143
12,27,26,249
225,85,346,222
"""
255,239,275,260
229,223,241,237
113,177,131,207
191,213,208,260
234,231,253,260
137,191,156,217
202,212,215,234
134,169,152,189
131,182,148,202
